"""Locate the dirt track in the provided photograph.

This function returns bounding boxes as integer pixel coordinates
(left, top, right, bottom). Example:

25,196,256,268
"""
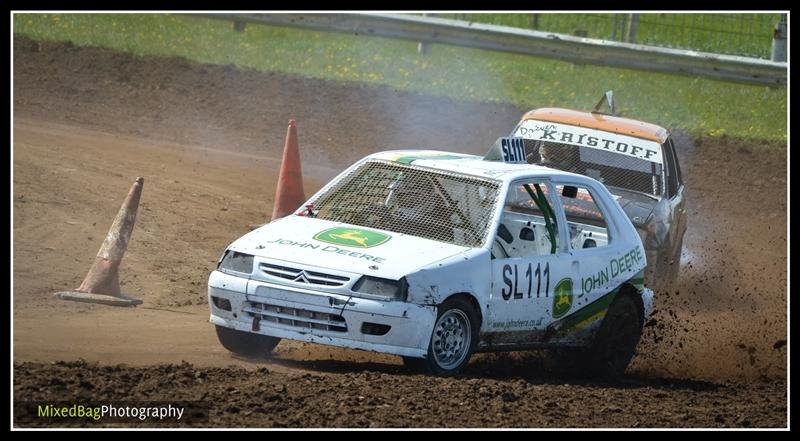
12,37,788,427
13,360,786,428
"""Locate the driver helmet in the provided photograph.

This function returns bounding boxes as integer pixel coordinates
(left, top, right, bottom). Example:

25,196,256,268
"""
539,142,576,167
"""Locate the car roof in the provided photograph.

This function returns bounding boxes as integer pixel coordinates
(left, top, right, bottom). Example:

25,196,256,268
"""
521,107,669,143
366,150,600,184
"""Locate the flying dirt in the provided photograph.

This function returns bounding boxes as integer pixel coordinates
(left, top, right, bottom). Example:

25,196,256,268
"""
12,37,787,427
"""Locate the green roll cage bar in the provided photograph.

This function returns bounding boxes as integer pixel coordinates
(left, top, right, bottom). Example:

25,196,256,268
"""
523,183,558,254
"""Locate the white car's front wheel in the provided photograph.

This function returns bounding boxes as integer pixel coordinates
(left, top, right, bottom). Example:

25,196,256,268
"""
215,325,280,358
403,297,478,375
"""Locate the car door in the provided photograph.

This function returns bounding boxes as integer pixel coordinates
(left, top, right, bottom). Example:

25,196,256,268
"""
487,179,575,345
543,179,648,347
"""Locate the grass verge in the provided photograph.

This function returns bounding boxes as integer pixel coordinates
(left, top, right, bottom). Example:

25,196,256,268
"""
13,13,787,144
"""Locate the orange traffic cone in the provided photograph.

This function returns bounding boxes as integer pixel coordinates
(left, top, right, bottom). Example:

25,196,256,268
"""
55,177,145,307
270,119,306,221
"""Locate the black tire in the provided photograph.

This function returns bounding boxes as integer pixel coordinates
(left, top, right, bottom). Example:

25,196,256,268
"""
215,325,280,358
585,295,643,378
402,297,479,375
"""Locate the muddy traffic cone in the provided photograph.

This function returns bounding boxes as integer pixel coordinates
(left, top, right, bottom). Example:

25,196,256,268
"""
270,119,306,221
55,177,145,307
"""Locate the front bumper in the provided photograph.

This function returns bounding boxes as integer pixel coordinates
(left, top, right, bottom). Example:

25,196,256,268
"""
208,270,435,358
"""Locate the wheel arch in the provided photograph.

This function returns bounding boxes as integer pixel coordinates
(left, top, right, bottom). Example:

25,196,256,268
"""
439,292,483,329
615,282,645,327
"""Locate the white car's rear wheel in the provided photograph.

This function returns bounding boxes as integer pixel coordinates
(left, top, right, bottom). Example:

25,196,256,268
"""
587,295,642,378
544,295,642,379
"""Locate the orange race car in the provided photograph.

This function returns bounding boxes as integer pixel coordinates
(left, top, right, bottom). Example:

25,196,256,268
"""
504,92,687,292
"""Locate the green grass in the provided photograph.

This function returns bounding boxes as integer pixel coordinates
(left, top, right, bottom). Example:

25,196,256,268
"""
439,13,780,59
13,13,787,143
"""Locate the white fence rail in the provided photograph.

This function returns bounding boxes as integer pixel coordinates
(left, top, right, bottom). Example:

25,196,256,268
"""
200,13,786,87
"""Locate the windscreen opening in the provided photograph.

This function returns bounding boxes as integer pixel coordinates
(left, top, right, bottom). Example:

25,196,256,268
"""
513,120,665,197
306,160,501,248
524,140,663,196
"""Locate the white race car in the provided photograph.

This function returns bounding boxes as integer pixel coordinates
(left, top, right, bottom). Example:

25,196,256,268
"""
208,139,654,376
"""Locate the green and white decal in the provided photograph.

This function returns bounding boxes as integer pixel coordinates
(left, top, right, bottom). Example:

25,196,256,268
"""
581,246,645,295
551,270,645,336
313,227,391,248
552,278,574,318
391,153,473,164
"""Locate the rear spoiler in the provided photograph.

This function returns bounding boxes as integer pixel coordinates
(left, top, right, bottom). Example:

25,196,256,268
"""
591,90,619,116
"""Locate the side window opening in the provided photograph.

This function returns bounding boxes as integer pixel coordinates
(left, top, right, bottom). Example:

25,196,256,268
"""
663,138,679,198
673,142,683,186
495,181,560,258
668,137,683,191
555,184,611,250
